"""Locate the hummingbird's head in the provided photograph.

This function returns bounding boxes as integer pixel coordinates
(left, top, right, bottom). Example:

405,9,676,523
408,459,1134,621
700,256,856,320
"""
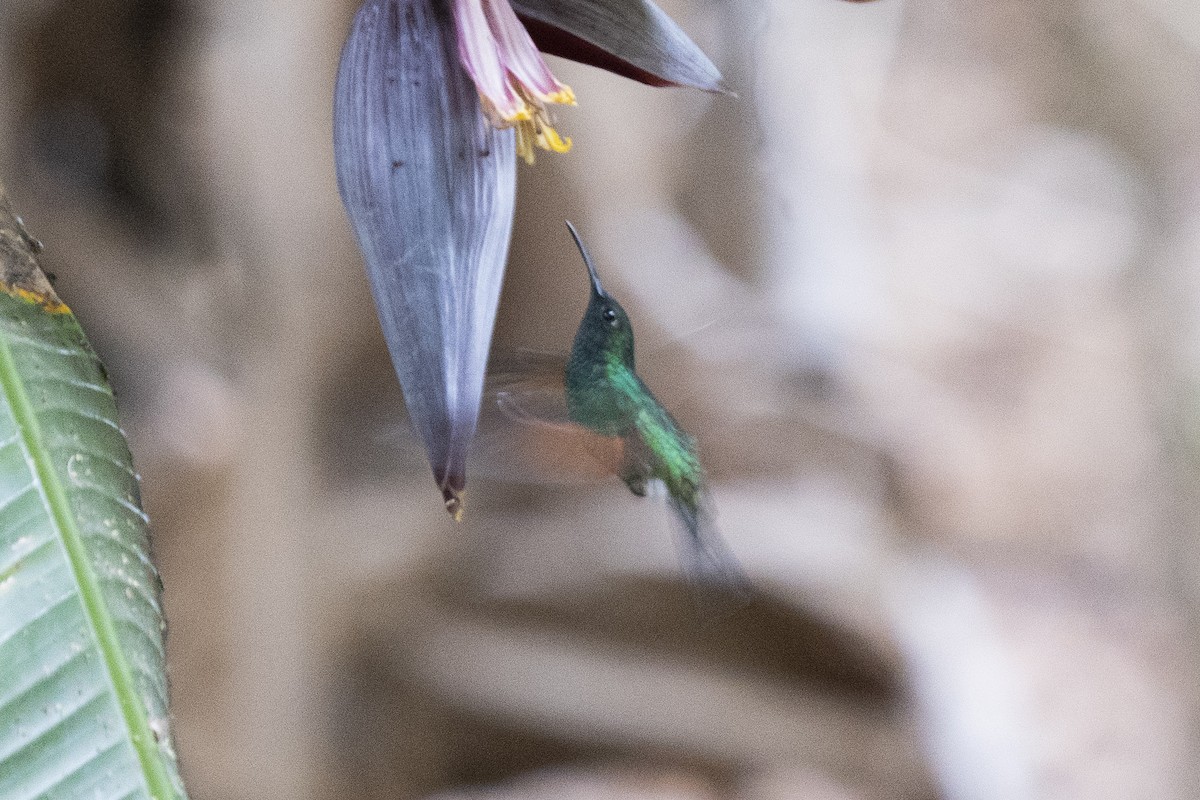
566,221,635,367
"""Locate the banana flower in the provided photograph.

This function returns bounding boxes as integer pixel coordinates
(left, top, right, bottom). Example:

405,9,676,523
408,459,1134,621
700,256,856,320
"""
334,0,722,518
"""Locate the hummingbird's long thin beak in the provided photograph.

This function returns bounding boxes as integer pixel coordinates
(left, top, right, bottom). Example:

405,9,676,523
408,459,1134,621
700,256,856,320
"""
565,220,604,297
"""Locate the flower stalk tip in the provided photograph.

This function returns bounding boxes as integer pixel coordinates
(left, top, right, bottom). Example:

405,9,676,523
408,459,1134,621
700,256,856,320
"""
444,487,465,522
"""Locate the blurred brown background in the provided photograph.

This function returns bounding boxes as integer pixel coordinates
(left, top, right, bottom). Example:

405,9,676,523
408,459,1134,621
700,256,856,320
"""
3,0,1199,798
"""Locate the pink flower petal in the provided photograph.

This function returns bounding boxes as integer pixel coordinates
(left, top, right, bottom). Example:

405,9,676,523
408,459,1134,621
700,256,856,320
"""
481,0,574,104
452,0,526,120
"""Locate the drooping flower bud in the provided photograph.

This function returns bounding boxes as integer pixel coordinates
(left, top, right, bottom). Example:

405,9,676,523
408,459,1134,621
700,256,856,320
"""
334,0,516,518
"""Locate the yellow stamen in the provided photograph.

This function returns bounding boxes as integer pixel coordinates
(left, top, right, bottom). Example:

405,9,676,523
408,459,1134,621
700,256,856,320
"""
544,85,576,106
516,124,535,165
513,115,571,164
477,78,575,165
537,126,571,154
502,105,533,123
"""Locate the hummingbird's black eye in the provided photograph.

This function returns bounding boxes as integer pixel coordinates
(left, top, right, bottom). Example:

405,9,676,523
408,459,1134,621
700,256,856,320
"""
602,308,618,325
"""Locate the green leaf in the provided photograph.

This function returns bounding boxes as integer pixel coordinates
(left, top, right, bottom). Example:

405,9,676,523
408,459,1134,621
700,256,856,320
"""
0,191,186,799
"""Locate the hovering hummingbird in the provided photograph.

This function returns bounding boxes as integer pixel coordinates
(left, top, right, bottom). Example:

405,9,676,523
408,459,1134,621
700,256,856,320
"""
492,222,748,601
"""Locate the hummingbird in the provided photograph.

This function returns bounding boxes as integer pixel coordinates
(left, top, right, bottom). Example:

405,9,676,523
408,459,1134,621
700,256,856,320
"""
494,221,749,601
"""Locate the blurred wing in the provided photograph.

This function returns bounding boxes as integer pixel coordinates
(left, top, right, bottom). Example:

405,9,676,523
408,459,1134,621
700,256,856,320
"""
488,349,574,426
476,350,626,485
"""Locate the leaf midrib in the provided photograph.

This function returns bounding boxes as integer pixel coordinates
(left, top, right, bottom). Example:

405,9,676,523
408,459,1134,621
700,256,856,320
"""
0,319,177,800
